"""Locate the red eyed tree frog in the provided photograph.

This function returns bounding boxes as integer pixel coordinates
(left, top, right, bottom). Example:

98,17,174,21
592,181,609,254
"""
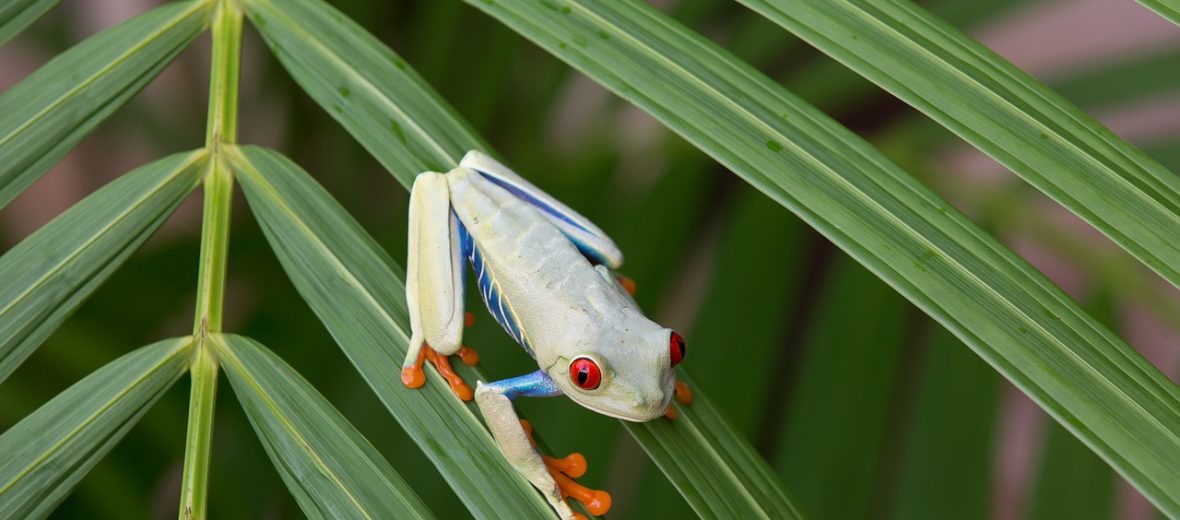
399,151,692,519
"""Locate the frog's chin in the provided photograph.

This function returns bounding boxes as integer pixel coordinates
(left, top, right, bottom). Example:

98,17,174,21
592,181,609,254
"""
578,395,672,422
591,406,666,422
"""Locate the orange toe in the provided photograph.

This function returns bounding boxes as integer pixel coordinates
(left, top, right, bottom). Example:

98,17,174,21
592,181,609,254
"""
675,380,694,405
616,274,637,296
457,345,480,366
401,366,426,388
543,452,587,479
401,349,427,388
664,405,678,420
407,344,475,401
521,420,612,517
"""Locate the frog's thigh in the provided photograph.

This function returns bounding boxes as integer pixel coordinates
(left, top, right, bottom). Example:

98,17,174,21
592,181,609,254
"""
459,150,624,269
406,172,466,367
475,372,574,518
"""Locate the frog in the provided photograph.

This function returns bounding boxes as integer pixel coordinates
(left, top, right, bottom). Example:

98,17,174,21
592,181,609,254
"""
399,150,692,519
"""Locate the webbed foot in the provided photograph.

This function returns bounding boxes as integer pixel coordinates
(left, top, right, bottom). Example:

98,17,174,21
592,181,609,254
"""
521,419,611,518
401,312,480,401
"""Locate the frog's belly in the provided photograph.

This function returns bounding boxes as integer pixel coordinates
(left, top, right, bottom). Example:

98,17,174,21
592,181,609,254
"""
448,168,609,358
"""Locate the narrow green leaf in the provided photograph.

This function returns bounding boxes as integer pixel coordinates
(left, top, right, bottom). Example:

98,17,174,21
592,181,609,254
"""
1029,422,1117,520
461,0,1180,514
738,0,1180,292
890,327,999,520
1027,292,1120,520
775,259,909,518
238,1,803,514
0,150,205,383
1137,1,1180,27
0,337,193,519
241,0,484,187
213,334,433,520
626,372,803,519
1051,49,1180,109
687,189,805,436
229,145,554,519
0,0,59,47
0,1,210,209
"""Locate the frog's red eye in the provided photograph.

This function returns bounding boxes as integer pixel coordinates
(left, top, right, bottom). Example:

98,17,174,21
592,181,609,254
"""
569,357,601,390
670,331,686,366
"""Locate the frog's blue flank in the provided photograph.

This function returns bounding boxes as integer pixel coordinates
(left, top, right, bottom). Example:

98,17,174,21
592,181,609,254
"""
458,219,534,357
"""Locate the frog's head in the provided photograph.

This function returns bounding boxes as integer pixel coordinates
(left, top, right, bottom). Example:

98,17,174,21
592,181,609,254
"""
548,327,686,422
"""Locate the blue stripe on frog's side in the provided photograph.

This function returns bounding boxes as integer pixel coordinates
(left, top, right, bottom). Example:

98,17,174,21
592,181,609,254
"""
476,172,613,267
457,216,535,358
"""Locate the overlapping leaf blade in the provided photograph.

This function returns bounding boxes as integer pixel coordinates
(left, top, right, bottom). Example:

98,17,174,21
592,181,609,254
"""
0,0,209,210
0,337,192,519
214,334,433,520
1137,1,1180,27
239,0,802,515
242,0,484,187
774,260,909,518
229,145,554,519
626,372,802,519
0,150,205,383
0,0,60,47
891,327,998,520
461,0,1180,513
738,0,1180,290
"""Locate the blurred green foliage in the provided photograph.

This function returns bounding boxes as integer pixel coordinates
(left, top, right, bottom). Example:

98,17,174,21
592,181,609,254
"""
2,0,1180,518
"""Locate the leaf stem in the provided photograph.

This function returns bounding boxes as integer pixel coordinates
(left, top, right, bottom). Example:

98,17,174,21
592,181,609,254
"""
192,0,241,334
178,344,219,520
180,2,241,519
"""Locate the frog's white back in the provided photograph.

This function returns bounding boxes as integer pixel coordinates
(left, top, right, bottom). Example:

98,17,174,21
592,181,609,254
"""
447,168,674,420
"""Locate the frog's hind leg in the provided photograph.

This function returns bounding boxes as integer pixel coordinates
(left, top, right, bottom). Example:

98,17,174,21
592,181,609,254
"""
476,371,611,520
403,172,476,400
460,150,624,269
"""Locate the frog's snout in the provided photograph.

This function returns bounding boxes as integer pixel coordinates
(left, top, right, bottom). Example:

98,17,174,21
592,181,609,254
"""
629,379,675,421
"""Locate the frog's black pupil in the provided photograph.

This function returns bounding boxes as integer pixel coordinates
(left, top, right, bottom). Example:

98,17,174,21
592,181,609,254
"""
577,368,588,385
676,339,685,357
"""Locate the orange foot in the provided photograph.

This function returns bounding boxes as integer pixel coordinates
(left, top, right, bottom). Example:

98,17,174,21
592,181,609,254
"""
521,419,611,519
664,380,695,420
400,314,481,401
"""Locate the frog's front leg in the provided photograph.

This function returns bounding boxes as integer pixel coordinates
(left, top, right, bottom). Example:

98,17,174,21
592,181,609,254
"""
403,172,478,400
476,371,611,520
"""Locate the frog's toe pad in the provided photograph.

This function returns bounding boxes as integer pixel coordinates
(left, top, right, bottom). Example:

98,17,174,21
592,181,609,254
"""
401,348,428,389
457,345,480,366
400,366,426,388
675,380,694,405
521,420,613,517
664,380,694,420
616,274,637,296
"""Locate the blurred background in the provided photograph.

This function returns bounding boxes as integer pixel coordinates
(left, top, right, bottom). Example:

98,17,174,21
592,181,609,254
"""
2,0,1179,518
